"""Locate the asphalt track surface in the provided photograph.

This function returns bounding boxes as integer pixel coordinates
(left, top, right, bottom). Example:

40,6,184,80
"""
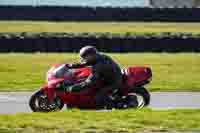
0,92,200,114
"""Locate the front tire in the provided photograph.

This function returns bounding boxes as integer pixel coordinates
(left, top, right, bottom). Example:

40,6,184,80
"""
29,90,64,112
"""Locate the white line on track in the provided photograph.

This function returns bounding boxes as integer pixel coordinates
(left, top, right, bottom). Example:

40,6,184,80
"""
0,96,18,102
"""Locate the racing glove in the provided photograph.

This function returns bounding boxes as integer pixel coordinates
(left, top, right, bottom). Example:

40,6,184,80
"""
66,63,88,69
67,64,73,69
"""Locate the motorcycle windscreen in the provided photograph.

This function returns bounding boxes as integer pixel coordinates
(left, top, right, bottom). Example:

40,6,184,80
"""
47,64,74,81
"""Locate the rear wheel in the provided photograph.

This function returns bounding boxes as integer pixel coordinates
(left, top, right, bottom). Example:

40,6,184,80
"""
125,95,139,108
121,87,150,109
131,87,150,108
29,90,64,112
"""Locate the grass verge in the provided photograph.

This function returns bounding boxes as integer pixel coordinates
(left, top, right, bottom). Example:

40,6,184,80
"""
0,53,200,92
0,109,200,133
0,21,200,35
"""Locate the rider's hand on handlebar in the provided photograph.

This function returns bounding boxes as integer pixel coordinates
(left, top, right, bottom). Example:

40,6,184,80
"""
65,64,73,69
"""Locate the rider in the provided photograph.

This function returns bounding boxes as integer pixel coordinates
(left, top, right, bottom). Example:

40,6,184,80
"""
57,45,122,109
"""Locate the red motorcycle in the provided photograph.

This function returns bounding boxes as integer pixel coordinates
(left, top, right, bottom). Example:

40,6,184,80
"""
29,64,152,112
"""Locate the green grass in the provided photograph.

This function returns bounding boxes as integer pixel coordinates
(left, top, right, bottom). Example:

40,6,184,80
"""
1,21,200,35
0,53,200,92
0,109,200,133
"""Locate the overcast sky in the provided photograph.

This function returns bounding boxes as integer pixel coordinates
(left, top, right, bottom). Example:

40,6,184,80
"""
0,0,150,7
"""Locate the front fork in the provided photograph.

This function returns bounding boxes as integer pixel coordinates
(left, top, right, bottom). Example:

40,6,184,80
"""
41,85,57,104
42,78,65,103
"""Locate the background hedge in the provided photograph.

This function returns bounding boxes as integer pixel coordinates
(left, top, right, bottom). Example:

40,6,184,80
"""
0,33,199,52
0,6,200,22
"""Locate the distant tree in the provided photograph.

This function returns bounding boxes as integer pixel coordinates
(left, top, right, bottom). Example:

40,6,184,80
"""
149,0,198,7
195,0,200,5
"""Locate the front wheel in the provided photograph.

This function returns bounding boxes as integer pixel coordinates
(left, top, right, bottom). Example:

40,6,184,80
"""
29,90,64,112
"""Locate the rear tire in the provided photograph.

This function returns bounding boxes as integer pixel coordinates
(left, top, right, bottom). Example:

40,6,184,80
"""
125,95,139,108
131,87,150,107
29,90,64,112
